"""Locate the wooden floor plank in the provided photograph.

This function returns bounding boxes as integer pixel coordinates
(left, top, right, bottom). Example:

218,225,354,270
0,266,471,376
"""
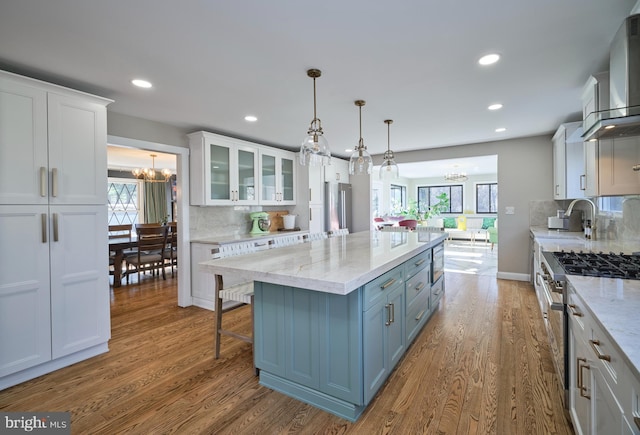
0,263,573,434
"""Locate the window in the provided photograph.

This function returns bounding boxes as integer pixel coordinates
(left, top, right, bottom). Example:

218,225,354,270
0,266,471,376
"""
598,196,623,213
390,184,406,214
417,185,463,214
108,178,142,225
476,183,498,213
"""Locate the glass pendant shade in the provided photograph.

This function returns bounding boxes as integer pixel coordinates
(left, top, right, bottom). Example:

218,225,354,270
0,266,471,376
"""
379,151,399,179
379,119,399,179
300,69,331,166
349,100,373,175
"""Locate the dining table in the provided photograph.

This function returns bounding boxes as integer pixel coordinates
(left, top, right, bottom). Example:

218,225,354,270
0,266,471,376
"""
109,236,136,288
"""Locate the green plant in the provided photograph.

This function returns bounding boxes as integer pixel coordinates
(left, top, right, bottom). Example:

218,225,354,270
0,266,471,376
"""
423,193,449,220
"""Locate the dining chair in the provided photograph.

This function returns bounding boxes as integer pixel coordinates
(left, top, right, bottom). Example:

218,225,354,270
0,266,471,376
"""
165,222,178,276
108,224,133,284
398,219,418,230
125,225,169,283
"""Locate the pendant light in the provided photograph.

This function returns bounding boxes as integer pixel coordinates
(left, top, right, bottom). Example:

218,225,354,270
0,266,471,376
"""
300,69,331,166
132,154,172,182
379,119,399,179
349,100,373,175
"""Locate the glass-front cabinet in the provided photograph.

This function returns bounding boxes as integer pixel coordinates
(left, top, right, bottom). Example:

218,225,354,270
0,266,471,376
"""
189,131,259,205
259,149,296,205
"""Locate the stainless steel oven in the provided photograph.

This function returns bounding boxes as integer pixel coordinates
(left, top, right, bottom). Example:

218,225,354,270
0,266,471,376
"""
539,252,569,406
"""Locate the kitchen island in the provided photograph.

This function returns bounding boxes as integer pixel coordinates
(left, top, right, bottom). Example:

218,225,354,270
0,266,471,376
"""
200,230,447,421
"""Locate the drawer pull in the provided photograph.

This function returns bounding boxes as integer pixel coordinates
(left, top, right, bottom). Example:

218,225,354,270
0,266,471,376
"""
415,282,425,292
414,258,426,267
415,309,425,322
385,304,391,326
568,304,583,317
40,167,47,197
589,339,611,362
577,357,591,400
381,278,397,289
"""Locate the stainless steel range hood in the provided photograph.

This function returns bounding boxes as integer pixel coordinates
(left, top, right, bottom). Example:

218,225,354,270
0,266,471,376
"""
583,13,640,141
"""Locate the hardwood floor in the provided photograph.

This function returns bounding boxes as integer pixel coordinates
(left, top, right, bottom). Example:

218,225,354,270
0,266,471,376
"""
0,269,573,434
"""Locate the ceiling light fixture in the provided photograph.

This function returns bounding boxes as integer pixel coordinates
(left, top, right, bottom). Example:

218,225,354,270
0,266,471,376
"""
379,119,399,179
131,79,152,88
349,100,373,176
444,172,468,182
132,154,172,182
300,68,330,166
488,103,503,111
478,54,500,66
244,115,258,122
495,127,506,132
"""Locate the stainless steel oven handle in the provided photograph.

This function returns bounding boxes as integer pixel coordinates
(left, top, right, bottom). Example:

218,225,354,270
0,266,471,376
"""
541,275,564,311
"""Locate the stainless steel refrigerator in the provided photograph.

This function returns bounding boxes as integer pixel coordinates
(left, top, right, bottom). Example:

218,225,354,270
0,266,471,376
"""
324,182,352,232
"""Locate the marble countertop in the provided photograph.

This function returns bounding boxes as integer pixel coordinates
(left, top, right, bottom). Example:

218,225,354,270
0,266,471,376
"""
200,230,448,295
530,226,640,254
191,230,308,245
566,275,640,380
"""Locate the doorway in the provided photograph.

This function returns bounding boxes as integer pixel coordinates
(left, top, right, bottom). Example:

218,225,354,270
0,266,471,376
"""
107,135,191,307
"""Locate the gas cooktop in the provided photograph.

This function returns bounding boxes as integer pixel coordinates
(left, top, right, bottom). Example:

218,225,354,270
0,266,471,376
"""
552,251,640,280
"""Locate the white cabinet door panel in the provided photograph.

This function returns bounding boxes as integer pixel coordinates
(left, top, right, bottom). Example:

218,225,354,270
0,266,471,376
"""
50,205,110,358
0,205,51,376
47,93,107,205
0,77,48,205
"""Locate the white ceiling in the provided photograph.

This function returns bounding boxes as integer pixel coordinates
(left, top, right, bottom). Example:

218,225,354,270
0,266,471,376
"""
0,1,636,160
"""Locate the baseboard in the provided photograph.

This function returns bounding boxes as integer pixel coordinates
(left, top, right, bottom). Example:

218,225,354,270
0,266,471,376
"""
496,272,530,282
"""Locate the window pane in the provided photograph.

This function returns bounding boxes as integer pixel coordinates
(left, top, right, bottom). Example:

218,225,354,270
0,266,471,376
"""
107,179,141,226
476,183,497,213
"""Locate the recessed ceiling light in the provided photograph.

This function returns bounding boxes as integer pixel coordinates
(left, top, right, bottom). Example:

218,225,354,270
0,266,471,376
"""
131,79,152,88
244,115,258,122
495,127,506,133
604,125,615,129
488,103,503,111
345,148,353,153
478,54,500,66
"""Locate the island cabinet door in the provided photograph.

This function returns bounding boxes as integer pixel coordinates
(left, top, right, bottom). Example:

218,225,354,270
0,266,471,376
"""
254,283,287,377
363,284,405,405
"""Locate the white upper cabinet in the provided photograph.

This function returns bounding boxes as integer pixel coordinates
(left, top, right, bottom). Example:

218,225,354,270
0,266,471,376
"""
324,158,350,185
598,136,640,195
259,148,296,205
552,122,584,200
188,131,259,206
0,75,107,206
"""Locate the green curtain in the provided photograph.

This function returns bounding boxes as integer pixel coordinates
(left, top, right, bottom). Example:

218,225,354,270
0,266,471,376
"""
144,181,168,224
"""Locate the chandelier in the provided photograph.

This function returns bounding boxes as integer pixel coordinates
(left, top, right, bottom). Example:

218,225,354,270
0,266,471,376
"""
379,119,399,179
300,68,331,166
444,171,468,182
349,100,373,175
132,154,172,182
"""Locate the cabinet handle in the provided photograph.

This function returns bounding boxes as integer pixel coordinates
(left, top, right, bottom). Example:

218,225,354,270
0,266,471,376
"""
51,168,58,197
579,174,586,190
555,184,559,196
415,309,426,322
40,167,47,197
52,213,59,242
381,278,397,289
385,304,391,326
414,258,426,267
41,213,47,243
309,208,312,221
390,302,395,323
632,164,640,172
577,357,591,400
309,188,312,201
415,282,425,292
568,304,583,317
589,339,611,362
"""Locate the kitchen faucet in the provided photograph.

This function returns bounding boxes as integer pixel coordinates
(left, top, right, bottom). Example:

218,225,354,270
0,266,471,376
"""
565,198,598,240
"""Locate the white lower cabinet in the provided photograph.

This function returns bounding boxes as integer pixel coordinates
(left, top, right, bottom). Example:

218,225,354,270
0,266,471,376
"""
0,205,110,380
568,282,637,434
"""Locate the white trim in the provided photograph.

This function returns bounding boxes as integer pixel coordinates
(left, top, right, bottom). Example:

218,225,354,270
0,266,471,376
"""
108,135,192,307
496,272,530,282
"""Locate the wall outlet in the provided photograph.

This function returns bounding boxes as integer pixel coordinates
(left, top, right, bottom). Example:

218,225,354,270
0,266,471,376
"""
505,206,515,215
